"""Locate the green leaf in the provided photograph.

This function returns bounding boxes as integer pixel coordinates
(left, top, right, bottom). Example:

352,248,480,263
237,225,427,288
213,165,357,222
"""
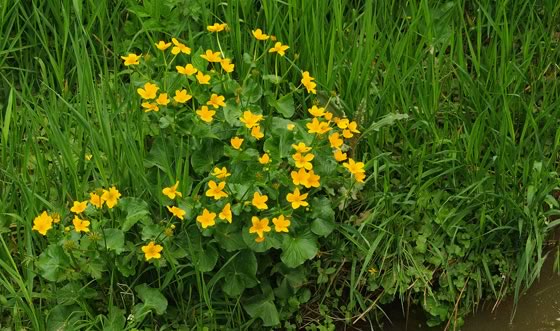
268,94,294,118
222,250,258,296
191,138,224,175
263,74,282,84
36,245,71,282
241,77,263,103
281,232,319,268
119,197,150,232
105,306,126,331
214,223,247,252
193,244,219,272
135,284,168,315
310,197,335,237
243,295,280,326
103,228,125,253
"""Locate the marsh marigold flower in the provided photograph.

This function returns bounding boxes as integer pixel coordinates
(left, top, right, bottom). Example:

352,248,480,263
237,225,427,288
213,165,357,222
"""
155,41,171,51
250,125,264,140
252,192,269,210
301,71,317,94
333,149,348,162
249,216,271,238
73,216,90,233
171,38,191,55
90,192,104,208
70,200,88,214
252,28,270,40
258,153,271,164
121,53,140,66
51,212,61,224
206,180,228,200
200,49,222,62
292,142,312,153
239,111,264,128
291,168,309,186
272,215,290,233
32,211,53,236
268,42,289,56
308,105,325,117
286,188,309,209
328,133,344,149
137,82,159,100
212,167,231,179
196,71,211,85
220,58,235,73
102,186,121,208
167,205,186,220
197,208,217,228
142,102,159,113
207,22,227,32
176,64,198,76
196,106,216,123
162,181,182,199
156,93,170,106
174,89,192,103
304,170,321,188
142,241,163,261
287,123,296,131
230,137,244,150
292,153,314,170
219,203,232,223
207,94,226,108
306,117,331,135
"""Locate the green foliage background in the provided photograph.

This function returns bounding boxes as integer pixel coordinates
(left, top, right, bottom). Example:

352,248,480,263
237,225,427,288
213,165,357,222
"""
1,0,559,329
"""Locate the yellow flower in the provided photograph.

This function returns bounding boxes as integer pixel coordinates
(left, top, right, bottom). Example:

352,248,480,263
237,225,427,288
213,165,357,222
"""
85,154,93,161
291,168,309,186
258,153,271,164
347,121,360,133
292,142,312,153
121,53,140,66
155,41,171,51
308,105,325,117
342,129,353,139
196,71,211,84
102,186,121,209
306,117,331,135
207,22,227,32
239,111,264,128
287,123,295,131
200,49,222,62
212,167,231,179
250,125,264,140
333,149,348,162
272,215,290,233
337,118,350,129
220,58,235,73
32,211,53,236
156,93,170,106
141,102,159,113
51,212,61,223
90,192,104,208
324,112,333,121
196,105,216,123
230,137,244,150
207,94,226,108
219,203,232,223
251,28,270,40
137,82,159,99
343,158,365,175
355,172,366,183
286,188,309,209
142,241,163,261
292,152,314,170
162,181,182,199
196,208,217,228
249,216,271,238
304,169,321,188
252,192,269,210
328,133,344,149
301,71,317,94
171,38,191,55
368,267,378,275
176,64,198,76
73,215,90,233
70,200,88,214
174,89,192,103
166,205,186,220
268,41,289,56
205,180,228,200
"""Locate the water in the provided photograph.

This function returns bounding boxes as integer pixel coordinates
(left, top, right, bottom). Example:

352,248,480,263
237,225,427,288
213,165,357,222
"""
380,258,560,331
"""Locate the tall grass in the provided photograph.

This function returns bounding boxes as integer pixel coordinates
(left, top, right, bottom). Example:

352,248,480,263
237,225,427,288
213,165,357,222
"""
1,0,559,328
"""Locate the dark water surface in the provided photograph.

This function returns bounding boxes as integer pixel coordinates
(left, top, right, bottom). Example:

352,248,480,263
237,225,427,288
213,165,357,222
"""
380,258,560,331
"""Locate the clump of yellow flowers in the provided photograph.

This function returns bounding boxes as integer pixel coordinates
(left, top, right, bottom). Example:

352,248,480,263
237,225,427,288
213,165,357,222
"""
32,23,368,271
